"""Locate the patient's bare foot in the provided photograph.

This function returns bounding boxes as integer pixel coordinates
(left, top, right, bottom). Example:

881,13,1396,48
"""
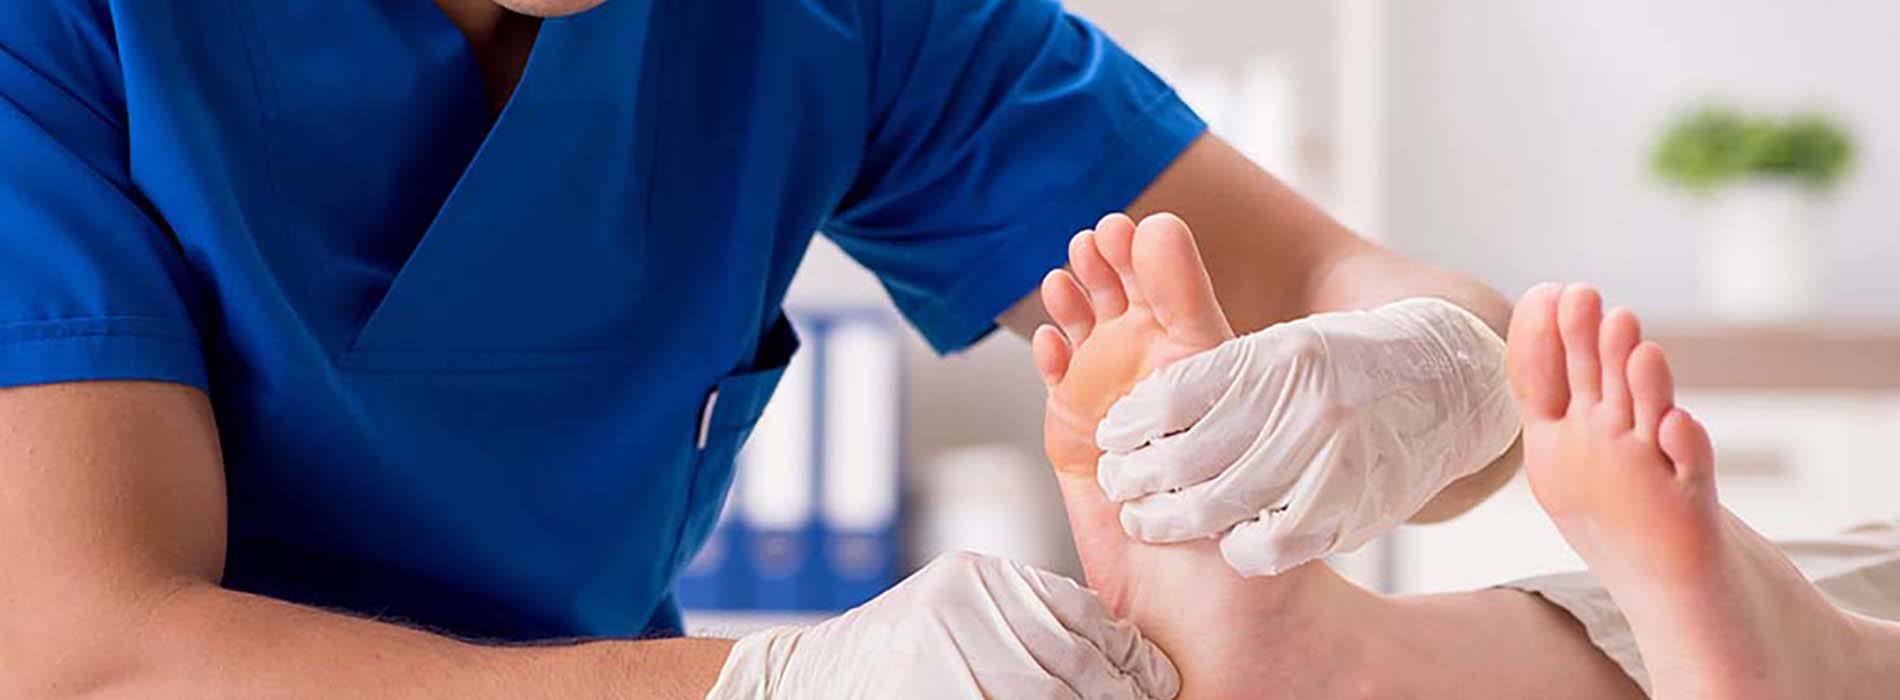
1509,284,1900,699
1029,216,1643,700
1033,212,1233,597
1033,213,1346,699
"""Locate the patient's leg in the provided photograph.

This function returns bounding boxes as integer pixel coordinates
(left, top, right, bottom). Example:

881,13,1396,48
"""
1032,214,1642,699
1508,284,1900,699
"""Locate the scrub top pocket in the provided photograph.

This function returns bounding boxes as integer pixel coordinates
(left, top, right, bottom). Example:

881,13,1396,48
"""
668,315,800,574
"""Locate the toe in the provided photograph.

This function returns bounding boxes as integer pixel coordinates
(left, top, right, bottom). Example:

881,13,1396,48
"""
1092,212,1145,307
1129,213,1234,347
1658,407,1714,484
1069,231,1127,318
1033,325,1073,388
1557,284,1604,410
1597,307,1642,428
1041,269,1094,345
1506,283,1569,420
1628,341,1676,440
1095,211,1136,239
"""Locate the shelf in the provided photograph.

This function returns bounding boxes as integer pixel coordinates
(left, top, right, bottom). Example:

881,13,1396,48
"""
1647,324,1900,391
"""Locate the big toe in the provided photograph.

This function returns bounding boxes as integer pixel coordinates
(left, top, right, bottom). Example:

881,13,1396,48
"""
1129,213,1234,347
1507,283,1570,420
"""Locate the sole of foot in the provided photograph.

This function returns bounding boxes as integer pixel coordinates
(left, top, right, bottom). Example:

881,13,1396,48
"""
1508,283,1899,699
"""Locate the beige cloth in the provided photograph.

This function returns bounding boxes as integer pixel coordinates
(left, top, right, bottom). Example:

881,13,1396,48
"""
1502,517,1900,695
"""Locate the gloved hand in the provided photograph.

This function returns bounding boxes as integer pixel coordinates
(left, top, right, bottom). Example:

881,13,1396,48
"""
706,551,1179,700
1095,297,1520,576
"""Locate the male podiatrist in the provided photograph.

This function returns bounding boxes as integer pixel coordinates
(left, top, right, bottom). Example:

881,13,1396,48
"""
0,0,1521,697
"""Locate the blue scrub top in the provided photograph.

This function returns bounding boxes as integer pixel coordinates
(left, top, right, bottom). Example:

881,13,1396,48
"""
0,0,1203,639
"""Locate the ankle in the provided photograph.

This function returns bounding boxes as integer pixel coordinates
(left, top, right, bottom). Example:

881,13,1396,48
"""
1222,559,1367,624
1155,563,1382,699
1158,561,1371,650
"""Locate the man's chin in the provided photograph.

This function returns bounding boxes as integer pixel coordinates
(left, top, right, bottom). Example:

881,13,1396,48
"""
490,0,607,18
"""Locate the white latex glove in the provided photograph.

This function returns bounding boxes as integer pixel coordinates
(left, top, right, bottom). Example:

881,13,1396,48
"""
707,552,1179,700
1096,297,1520,576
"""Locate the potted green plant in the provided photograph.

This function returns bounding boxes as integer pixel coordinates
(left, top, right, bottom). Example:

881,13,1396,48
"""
1652,105,1854,321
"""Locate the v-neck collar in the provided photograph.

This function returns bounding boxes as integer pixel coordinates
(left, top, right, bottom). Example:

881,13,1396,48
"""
478,18,544,115
424,2,554,129
343,0,665,360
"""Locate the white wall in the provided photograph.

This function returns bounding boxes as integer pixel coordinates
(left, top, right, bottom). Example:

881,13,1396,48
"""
1068,0,1338,139
1373,0,1900,592
1383,1,1900,318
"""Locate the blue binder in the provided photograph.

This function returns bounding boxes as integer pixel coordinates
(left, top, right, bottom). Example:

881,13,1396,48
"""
738,329,824,611
673,494,739,610
679,309,905,614
815,313,903,609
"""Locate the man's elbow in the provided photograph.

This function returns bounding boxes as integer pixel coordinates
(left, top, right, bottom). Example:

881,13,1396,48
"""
1,579,217,699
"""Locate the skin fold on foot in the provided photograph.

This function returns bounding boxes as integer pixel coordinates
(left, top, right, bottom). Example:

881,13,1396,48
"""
1030,215,1647,700
1507,283,1900,700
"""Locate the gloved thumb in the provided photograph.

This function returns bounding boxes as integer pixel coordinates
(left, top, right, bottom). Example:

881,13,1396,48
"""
1016,561,1182,699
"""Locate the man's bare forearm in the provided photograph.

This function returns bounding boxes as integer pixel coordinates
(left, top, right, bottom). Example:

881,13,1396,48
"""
1,380,732,699
1301,237,1510,339
50,580,730,699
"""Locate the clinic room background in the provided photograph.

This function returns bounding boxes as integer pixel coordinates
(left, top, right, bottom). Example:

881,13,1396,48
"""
680,0,1900,629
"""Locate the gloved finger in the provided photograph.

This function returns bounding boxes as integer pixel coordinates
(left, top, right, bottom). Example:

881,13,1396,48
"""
1009,559,1182,699
1216,451,1375,576
1115,453,1293,543
903,555,1089,700
1096,407,1253,502
1217,504,1345,577
1096,342,1236,453
1218,513,1333,577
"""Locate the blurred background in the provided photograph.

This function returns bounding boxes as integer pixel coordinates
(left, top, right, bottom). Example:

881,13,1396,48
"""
683,0,1900,628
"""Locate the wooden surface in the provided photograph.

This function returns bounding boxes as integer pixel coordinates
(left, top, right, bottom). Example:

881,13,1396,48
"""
1647,324,1900,391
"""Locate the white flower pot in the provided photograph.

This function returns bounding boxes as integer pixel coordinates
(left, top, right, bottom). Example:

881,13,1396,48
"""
1698,179,1820,322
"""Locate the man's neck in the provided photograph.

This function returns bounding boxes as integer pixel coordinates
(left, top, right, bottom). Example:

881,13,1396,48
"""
433,0,541,114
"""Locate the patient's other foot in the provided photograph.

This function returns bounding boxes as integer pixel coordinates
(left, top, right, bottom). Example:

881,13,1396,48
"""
1509,284,1900,699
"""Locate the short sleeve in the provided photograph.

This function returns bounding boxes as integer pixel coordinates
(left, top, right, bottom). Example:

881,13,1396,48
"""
0,2,208,389
825,0,1204,354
